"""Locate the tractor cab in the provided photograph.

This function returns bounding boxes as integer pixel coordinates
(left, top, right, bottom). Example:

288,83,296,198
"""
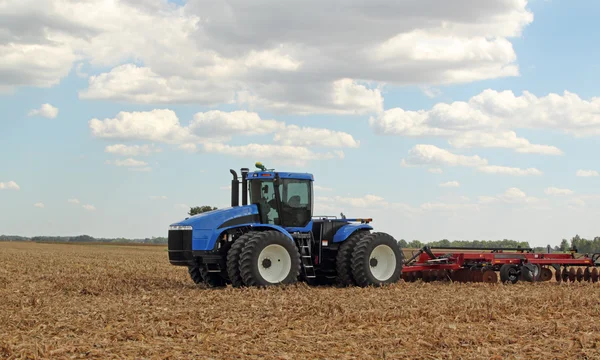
246,162,314,230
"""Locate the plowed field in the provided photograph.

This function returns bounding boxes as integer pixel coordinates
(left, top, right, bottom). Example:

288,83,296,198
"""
2,241,600,359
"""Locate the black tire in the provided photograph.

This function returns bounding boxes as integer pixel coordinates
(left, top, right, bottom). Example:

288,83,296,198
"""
522,263,541,282
188,264,227,287
499,264,520,284
335,230,370,286
226,231,257,288
199,266,227,287
350,232,404,287
239,231,301,287
188,265,203,284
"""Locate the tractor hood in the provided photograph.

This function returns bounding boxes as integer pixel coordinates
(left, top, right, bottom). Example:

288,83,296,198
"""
169,204,260,251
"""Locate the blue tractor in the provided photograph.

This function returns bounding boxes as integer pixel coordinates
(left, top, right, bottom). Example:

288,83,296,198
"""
167,162,404,287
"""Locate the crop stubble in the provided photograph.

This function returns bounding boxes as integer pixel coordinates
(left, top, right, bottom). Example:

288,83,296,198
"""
2,242,600,359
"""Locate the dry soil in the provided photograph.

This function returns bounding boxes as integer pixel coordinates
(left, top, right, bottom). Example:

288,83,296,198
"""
2,242,600,359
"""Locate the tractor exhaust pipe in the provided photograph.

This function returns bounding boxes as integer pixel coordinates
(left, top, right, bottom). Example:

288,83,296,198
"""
241,168,249,205
230,169,239,207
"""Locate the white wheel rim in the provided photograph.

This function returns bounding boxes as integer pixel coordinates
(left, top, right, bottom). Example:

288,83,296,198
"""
369,244,396,281
258,244,291,283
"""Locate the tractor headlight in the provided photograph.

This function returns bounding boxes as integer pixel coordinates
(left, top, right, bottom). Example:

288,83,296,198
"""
169,225,193,231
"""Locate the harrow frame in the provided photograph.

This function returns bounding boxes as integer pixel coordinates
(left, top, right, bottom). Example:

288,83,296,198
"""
401,246,600,284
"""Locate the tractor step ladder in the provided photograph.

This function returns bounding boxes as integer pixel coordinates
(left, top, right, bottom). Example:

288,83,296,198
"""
205,263,223,273
294,233,316,279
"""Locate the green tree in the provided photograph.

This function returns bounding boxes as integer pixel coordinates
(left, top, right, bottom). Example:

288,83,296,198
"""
189,205,218,216
560,239,570,252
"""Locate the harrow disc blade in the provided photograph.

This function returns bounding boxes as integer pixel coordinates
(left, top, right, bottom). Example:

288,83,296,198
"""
429,270,438,282
482,270,498,283
555,267,562,283
576,268,584,282
592,268,598,283
568,268,576,282
415,271,423,281
452,269,468,282
540,267,553,282
437,270,447,281
472,270,483,282
561,268,570,282
584,267,591,282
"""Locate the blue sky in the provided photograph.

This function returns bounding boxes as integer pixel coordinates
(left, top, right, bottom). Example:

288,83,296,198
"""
1,0,599,247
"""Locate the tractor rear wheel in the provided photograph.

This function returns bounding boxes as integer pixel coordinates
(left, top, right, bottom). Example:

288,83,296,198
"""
335,230,370,286
226,231,257,287
239,231,301,287
350,232,404,287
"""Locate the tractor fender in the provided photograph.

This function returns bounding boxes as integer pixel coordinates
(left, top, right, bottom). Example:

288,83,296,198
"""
211,223,294,246
332,224,373,243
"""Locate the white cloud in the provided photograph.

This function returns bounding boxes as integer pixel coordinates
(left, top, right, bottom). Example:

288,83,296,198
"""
189,110,285,137
478,187,545,207
577,170,599,177
2,0,533,114
449,131,563,155
477,165,542,176
439,181,460,188
27,103,59,119
201,142,344,167
0,181,20,190
67,198,80,204
369,88,600,154
402,144,487,167
236,78,385,116
428,168,443,174
80,64,235,106
545,187,574,196
33,202,44,208
273,125,360,148
332,194,388,208
107,158,148,167
89,109,195,144
90,109,355,164
314,185,333,192
420,86,442,98
82,204,96,211
402,144,543,176
105,144,162,156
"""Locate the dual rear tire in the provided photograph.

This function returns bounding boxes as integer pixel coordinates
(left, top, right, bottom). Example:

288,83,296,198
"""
228,230,301,287
337,231,404,287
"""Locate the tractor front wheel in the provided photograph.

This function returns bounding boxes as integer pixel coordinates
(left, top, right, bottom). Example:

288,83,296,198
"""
188,265,227,287
226,231,257,287
239,231,301,287
350,232,404,287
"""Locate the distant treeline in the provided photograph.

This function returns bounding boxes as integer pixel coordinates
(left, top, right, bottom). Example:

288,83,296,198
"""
0,234,168,244
2,234,600,253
